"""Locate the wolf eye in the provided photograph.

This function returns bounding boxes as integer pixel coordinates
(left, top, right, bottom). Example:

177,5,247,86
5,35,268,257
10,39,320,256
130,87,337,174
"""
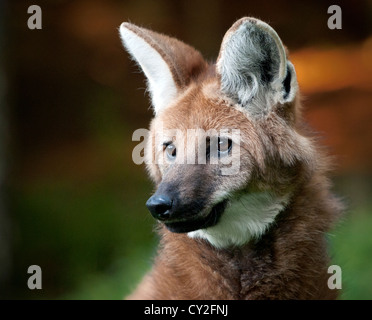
164,143,177,160
218,137,232,156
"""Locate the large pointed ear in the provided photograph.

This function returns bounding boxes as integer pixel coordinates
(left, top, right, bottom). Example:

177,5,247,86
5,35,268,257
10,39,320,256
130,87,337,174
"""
120,22,207,114
217,18,298,117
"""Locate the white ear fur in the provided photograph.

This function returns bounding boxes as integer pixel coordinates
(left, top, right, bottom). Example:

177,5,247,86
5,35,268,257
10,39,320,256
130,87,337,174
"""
120,23,178,114
217,18,298,117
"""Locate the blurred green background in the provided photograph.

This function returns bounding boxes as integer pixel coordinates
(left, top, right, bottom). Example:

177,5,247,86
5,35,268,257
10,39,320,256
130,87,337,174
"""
0,0,371,299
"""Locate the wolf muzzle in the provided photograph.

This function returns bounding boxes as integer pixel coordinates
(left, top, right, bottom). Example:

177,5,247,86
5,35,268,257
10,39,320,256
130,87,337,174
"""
146,189,228,233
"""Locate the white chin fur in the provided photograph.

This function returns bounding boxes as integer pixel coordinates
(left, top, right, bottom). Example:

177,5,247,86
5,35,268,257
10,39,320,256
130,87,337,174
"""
188,191,289,249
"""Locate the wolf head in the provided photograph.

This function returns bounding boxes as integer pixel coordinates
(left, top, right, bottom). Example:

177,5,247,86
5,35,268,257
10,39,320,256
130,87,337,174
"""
120,18,315,248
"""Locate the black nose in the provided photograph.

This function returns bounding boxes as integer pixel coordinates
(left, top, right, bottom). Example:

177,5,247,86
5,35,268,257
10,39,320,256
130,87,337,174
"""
146,195,173,220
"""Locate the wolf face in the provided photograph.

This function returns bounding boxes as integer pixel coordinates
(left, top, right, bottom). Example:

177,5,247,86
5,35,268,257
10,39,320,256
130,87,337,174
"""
120,18,315,248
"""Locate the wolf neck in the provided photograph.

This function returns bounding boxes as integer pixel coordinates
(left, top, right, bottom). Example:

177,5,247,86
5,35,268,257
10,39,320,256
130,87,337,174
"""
188,191,290,249
150,178,339,300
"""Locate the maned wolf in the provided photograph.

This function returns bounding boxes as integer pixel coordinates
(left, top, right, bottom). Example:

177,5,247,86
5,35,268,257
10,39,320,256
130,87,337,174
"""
120,17,342,299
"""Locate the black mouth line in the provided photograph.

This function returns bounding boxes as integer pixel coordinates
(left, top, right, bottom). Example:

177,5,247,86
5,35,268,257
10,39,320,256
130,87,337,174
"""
164,199,228,233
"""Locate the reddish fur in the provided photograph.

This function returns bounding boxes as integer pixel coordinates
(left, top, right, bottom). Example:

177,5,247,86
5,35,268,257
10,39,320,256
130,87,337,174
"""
129,83,342,300
122,19,342,300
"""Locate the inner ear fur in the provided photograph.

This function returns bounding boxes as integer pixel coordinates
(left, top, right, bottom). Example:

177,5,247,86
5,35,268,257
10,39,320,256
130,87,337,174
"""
217,17,298,116
120,22,207,113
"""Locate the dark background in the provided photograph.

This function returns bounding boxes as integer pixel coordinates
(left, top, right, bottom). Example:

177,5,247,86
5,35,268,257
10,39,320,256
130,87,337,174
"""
0,0,371,299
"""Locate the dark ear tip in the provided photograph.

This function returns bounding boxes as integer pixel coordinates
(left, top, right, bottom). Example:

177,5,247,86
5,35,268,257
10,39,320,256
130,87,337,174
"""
236,17,259,25
120,22,134,31
244,17,259,25
225,17,259,35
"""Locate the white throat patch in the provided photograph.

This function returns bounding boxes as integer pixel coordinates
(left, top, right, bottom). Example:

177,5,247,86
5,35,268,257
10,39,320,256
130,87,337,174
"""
188,192,289,249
